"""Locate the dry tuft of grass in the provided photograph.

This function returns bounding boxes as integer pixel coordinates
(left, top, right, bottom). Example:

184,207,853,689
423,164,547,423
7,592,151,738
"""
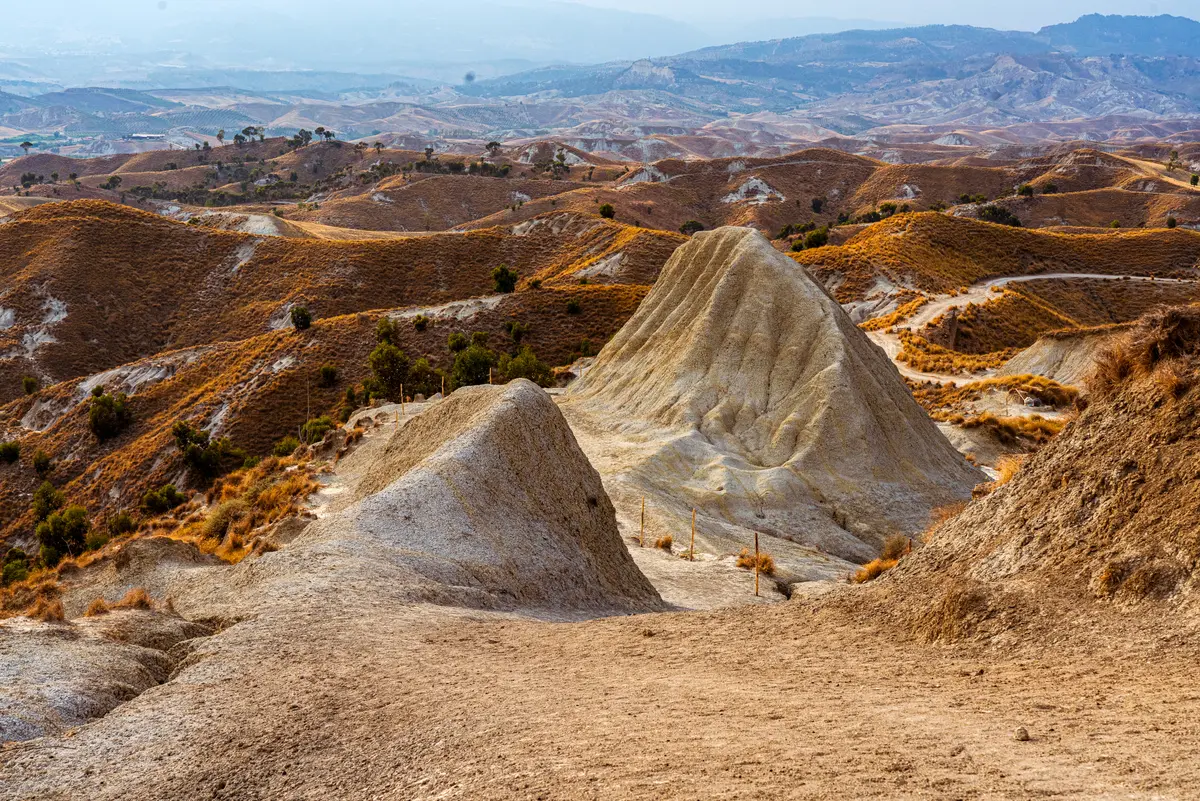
735,548,776,576
112,587,153,610
84,598,110,617
654,534,673,552
880,535,912,561
859,296,928,331
897,331,1018,375
853,558,898,584
28,596,65,622
994,454,1027,486
1089,305,1200,396
960,412,1064,446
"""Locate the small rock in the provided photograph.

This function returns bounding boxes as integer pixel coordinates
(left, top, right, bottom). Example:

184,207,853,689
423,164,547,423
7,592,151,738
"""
1013,726,1030,742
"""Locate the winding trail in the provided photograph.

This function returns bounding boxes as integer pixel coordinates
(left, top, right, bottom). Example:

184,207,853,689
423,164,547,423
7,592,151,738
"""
871,272,1200,384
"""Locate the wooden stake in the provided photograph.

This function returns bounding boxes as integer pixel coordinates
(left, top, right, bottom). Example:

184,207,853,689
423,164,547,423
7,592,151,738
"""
441,375,445,397
489,367,494,385
400,384,404,420
754,532,760,597
639,496,645,547
690,508,696,561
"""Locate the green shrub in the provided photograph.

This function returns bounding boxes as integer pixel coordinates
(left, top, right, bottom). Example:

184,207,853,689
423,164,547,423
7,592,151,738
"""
1042,183,1058,194
300,416,334,444
172,421,246,478
274,435,301,457
447,331,469,353
978,205,1021,227
141,484,186,515
566,299,581,315
598,203,614,219
318,364,338,388
406,357,442,397
32,481,64,523
369,342,410,400
344,386,358,406
679,220,704,235
2,558,28,587
202,499,248,541
803,226,829,249
85,530,110,552
412,314,430,331
451,343,498,387
290,305,312,330
88,391,133,441
107,512,137,536
529,278,543,289
0,441,18,464
504,320,529,343
376,316,398,344
32,449,52,476
21,376,38,395
492,265,519,293
1017,183,1034,197
1168,216,1178,229
36,506,88,563
497,346,553,386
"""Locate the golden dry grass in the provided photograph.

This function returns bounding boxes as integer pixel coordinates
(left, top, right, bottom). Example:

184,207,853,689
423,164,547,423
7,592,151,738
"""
994,454,1027,486
853,558,899,584
112,587,153,610
654,535,673,552
735,548,776,576
858,296,928,331
84,598,110,617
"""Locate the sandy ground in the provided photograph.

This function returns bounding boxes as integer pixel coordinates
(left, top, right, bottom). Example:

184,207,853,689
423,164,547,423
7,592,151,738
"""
7,599,1198,800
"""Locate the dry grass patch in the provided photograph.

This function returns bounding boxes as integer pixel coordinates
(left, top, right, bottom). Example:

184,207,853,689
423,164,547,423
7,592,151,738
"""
28,596,65,622
859,296,928,331
654,534,673,552
735,548,776,576
853,558,898,583
994,454,1027,486
84,598,110,617
112,587,153,610
897,332,1018,375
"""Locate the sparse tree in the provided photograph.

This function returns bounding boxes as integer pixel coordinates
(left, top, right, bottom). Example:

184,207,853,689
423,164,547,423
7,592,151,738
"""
19,141,32,155
374,141,383,155
216,129,225,145
424,146,435,161
233,133,246,146
1167,216,1178,229
1192,174,1199,187
598,203,615,219
486,141,502,157
492,264,518,293
369,342,410,400
290,306,313,331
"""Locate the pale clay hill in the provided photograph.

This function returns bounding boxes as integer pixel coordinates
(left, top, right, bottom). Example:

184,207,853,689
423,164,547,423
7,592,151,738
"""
565,227,981,572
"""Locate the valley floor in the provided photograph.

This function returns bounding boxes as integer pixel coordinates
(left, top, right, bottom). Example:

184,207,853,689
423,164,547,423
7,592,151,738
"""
4,600,1196,800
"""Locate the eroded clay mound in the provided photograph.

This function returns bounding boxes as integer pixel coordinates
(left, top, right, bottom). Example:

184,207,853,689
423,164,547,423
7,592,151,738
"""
236,380,662,615
569,226,980,558
999,325,1123,386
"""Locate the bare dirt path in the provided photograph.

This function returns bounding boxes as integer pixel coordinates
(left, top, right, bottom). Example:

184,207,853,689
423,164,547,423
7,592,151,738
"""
7,600,1198,800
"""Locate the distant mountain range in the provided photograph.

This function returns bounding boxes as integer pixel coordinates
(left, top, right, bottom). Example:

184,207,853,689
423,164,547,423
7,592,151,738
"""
4,14,1200,153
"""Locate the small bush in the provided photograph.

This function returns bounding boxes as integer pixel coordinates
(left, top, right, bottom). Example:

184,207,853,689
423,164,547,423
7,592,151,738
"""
376,316,398,344
803,226,829,249
880,535,911,561
447,331,469,353
85,598,110,616
317,364,338,388
172,421,246,479
107,512,137,536
566,299,581,315
202,499,248,541
406,357,442,397
412,314,430,331
497,346,553,386
1167,216,1178,229
598,203,614,219
735,548,776,576
88,391,133,441
492,264,519,293
21,375,38,395
0,441,18,464
529,278,543,289
36,506,89,565
3,560,29,587
654,534,673,552
84,529,109,551
32,480,65,523
141,484,186,515
679,220,705,235
853,558,898,583
273,435,301,457
32,449,52,476
290,305,312,330
369,342,410,400
451,343,498,388
112,587,153,610
978,205,1021,227
300,416,334,444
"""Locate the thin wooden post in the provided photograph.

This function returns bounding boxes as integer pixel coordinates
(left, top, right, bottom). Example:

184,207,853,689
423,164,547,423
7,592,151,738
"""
400,384,405,420
754,532,760,597
441,375,445,397
690,508,696,561
489,367,494,384
639,496,645,547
